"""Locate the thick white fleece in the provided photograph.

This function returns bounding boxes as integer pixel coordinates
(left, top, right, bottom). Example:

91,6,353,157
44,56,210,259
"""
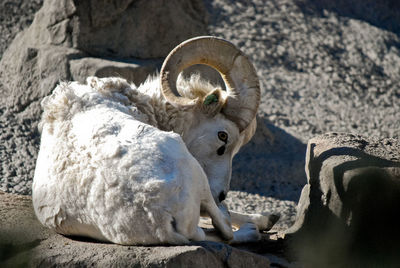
33,77,215,244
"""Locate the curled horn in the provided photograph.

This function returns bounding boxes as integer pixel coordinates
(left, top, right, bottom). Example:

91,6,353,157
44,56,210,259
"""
160,36,260,132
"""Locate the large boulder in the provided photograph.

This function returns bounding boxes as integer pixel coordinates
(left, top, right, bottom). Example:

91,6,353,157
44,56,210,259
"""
286,133,400,267
74,0,207,59
0,0,42,58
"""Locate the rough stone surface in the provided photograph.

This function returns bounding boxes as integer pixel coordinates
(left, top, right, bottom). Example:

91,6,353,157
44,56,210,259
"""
0,191,274,267
69,57,162,85
286,133,400,267
0,0,42,58
75,0,208,59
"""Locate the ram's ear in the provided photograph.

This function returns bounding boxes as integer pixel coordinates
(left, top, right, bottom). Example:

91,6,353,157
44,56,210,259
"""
199,89,225,117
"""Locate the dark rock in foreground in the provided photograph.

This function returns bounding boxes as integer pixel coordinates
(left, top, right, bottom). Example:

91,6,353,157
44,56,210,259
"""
286,133,400,267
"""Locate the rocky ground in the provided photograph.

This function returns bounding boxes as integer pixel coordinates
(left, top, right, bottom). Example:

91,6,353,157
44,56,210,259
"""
0,0,43,195
0,0,42,56
1,0,399,234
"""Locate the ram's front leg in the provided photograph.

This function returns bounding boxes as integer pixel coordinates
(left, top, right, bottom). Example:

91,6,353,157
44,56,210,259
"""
217,203,264,243
229,210,280,232
200,193,234,242
200,202,280,243
202,221,261,244
199,202,257,243
218,202,278,243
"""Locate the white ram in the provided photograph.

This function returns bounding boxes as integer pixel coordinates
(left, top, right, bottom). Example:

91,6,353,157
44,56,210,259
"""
33,36,278,245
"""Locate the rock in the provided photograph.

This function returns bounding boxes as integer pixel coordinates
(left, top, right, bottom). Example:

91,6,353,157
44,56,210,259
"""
1,44,81,113
0,191,272,267
75,0,208,59
69,57,162,85
4,0,207,60
0,0,42,58
286,133,400,267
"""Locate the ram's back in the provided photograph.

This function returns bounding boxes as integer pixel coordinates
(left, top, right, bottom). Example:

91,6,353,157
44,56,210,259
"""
33,78,196,244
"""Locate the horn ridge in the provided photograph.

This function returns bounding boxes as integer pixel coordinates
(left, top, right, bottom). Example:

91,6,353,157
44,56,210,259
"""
160,36,260,131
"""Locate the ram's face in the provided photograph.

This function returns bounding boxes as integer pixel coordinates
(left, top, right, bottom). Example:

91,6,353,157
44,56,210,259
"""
159,36,260,204
184,115,257,204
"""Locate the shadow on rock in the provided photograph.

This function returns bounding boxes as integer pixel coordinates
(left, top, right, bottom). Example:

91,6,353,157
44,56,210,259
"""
287,168,400,267
0,237,40,266
285,133,400,267
231,116,307,201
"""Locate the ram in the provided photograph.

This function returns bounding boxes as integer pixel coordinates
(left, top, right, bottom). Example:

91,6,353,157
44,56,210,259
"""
33,36,278,245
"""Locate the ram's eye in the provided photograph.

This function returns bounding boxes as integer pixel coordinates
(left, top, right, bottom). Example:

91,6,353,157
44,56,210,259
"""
218,131,228,143
217,146,226,156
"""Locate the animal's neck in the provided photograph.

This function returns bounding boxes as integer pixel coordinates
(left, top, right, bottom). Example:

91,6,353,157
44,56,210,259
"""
133,81,197,137
153,101,197,136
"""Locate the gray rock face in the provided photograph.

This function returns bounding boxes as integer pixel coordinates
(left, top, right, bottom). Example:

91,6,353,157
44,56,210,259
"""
0,0,42,58
286,133,400,267
75,0,208,59
2,0,207,60
69,57,162,85
0,191,271,267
